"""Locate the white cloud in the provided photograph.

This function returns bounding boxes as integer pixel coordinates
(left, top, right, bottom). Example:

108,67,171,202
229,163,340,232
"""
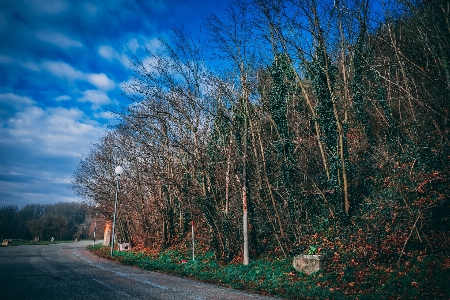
145,37,163,53
36,30,83,49
42,60,116,91
98,45,115,60
98,44,132,69
42,61,84,80
127,38,140,53
0,93,36,107
86,73,116,90
0,93,37,120
53,176,71,184
98,36,164,70
21,60,40,71
55,95,71,101
118,54,132,68
79,89,111,106
1,102,106,158
94,111,115,120
0,92,108,207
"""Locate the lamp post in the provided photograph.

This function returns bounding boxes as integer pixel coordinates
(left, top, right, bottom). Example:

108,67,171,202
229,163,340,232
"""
93,203,99,246
93,211,96,245
111,165,124,256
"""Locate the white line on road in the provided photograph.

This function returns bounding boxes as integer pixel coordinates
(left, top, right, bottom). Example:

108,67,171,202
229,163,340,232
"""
138,279,169,290
74,251,168,290
92,278,137,299
73,249,276,300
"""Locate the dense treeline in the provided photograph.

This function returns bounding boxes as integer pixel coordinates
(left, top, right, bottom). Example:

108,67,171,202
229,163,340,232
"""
72,0,449,264
0,202,90,241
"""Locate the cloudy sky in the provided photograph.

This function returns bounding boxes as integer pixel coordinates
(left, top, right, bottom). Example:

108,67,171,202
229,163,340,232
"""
0,0,224,207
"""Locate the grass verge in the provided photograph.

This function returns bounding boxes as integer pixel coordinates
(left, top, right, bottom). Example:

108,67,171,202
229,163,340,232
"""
87,244,450,299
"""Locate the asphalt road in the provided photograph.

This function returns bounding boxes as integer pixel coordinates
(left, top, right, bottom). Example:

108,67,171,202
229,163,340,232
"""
0,241,279,300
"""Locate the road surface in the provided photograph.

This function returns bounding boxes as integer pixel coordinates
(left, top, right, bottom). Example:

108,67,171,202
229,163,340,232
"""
0,241,279,300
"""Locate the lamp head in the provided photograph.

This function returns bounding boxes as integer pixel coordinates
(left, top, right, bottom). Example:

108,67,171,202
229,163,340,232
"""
115,165,124,176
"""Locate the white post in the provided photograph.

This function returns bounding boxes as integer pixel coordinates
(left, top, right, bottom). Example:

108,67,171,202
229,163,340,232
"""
111,166,124,256
111,179,119,256
191,221,195,261
243,187,249,265
93,212,96,246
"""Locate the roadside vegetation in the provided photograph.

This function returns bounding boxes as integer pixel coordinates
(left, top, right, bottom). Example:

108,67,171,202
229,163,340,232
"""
88,244,450,299
75,0,449,298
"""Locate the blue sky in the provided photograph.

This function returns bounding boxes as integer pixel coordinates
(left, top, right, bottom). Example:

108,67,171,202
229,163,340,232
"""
0,0,224,207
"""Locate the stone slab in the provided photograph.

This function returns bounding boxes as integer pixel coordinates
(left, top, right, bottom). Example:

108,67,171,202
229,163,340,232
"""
293,254,327,275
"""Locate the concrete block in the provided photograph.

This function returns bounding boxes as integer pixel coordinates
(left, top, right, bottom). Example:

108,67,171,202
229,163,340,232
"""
293,254,327,275
118,243,131,251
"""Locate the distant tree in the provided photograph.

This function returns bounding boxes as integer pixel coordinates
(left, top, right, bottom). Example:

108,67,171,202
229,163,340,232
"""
0,202,88,241
0,206,19,239
27,214,68,241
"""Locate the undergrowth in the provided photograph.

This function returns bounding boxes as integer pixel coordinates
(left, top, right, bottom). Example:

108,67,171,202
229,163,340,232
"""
87,244,449,299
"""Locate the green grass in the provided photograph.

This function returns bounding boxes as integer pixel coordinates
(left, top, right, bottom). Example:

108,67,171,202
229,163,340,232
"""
87,245,450,299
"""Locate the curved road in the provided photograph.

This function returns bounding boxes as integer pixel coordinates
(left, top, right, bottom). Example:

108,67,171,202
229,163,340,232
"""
0,241,278,300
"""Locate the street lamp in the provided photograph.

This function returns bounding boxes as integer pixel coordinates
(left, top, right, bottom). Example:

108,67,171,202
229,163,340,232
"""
111,165,124,256
93,210,96,246
93,203,99,246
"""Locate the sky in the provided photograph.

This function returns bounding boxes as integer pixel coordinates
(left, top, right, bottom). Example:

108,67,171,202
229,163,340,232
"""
0,0,225,208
